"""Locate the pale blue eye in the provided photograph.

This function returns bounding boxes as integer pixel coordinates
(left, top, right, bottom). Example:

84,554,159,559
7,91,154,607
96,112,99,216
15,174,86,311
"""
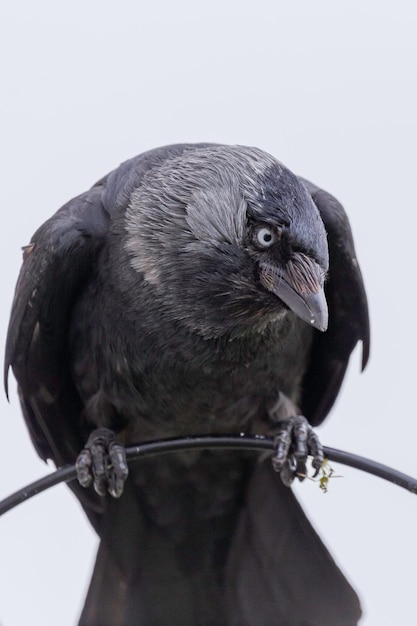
256,227,276,247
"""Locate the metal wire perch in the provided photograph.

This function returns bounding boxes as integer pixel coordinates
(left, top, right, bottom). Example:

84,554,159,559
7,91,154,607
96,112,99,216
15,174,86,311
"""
1,433,417,517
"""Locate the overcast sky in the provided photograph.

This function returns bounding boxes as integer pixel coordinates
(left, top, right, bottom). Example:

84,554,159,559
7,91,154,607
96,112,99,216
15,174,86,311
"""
1,1,416,625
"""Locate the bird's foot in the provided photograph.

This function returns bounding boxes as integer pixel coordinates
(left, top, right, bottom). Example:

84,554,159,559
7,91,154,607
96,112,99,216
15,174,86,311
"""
76,428,128,497
271,415,324,487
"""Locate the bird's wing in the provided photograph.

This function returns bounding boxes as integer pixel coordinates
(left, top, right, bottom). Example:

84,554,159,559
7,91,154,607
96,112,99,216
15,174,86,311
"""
4,184,111,460
4,182,115,521
299,179,370,425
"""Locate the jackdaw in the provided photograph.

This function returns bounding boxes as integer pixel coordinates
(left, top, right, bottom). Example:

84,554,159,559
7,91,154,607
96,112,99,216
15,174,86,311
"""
5,143,369,625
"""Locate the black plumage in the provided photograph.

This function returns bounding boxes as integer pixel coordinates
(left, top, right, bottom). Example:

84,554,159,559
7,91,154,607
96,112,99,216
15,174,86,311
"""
5,143,369,625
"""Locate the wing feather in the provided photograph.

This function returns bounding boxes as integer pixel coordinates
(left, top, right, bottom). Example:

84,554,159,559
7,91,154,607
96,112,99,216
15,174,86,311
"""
300,178,370,424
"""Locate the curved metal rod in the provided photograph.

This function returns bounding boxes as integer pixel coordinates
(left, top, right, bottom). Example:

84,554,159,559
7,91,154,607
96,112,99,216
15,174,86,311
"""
1,434,416,517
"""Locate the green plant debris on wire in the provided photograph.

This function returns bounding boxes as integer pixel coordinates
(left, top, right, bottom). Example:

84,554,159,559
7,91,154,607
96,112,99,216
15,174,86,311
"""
317,459,342,493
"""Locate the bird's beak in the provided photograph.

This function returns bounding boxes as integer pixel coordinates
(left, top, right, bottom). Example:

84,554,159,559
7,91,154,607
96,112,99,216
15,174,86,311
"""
259,257,328,332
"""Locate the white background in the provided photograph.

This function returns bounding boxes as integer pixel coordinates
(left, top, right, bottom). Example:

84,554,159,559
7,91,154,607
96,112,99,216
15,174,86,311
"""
1,1,416,624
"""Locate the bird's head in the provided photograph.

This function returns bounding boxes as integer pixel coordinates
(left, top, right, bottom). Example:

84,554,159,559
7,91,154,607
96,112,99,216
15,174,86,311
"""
124,145,329,338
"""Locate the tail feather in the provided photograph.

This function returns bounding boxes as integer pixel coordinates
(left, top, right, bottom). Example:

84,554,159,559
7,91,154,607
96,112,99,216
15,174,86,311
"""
225,462,362,625
78,480,226,625
79,462,361,626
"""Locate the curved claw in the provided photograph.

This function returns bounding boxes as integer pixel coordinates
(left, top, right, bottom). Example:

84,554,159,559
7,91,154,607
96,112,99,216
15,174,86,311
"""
271,416,323,486
75,428,129,498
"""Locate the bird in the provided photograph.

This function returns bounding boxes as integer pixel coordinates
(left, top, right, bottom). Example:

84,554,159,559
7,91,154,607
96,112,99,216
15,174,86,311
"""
5,143,370,625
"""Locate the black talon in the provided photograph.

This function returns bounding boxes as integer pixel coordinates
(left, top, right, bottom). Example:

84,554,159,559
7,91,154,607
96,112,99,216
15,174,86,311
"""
76,428,128,497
